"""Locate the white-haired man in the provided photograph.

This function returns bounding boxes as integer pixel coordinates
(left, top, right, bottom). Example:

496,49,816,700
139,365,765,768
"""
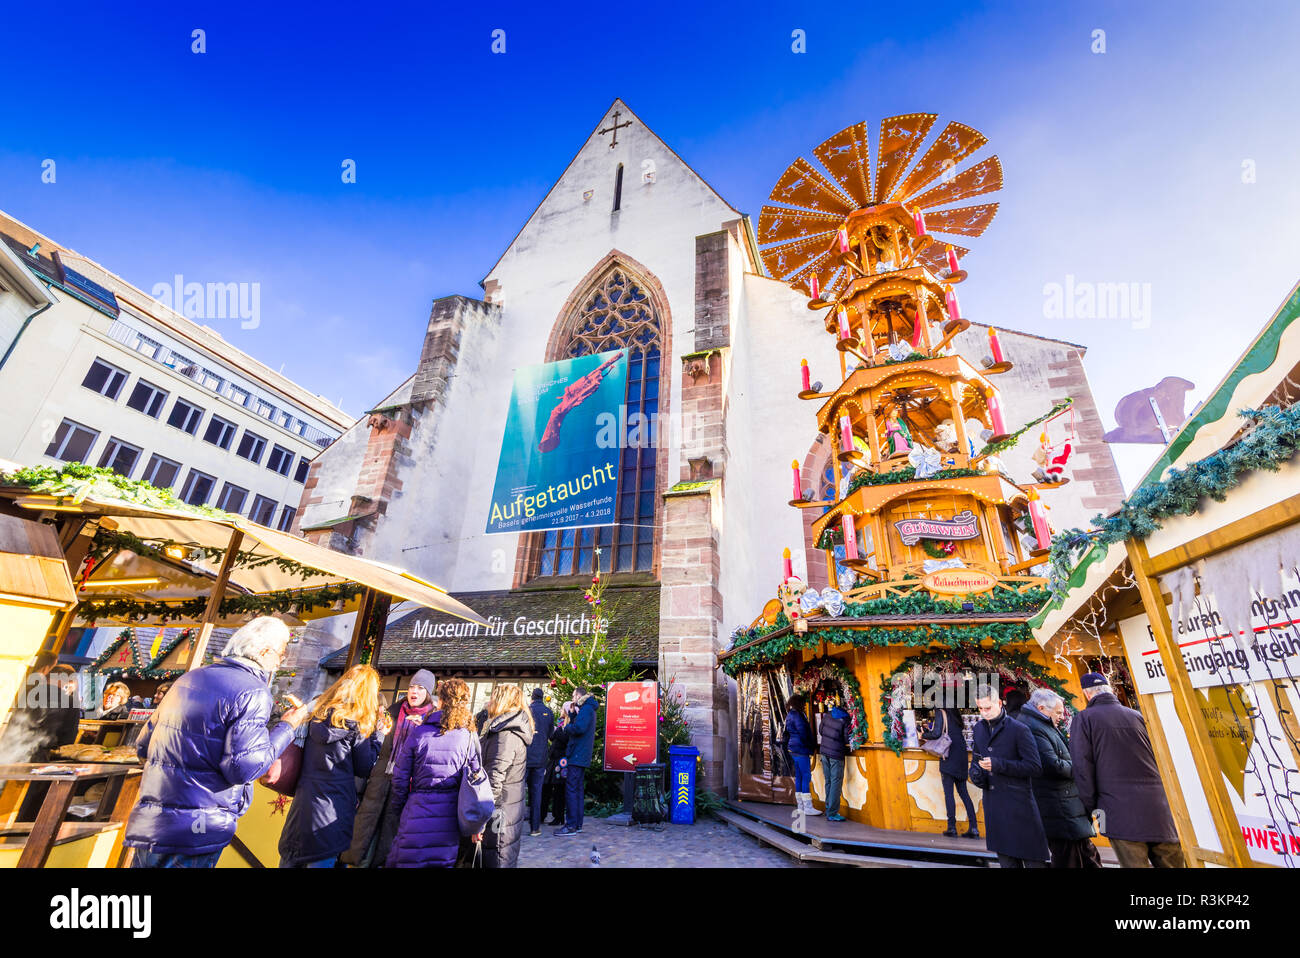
124,617,309,867
1069,672,1183,867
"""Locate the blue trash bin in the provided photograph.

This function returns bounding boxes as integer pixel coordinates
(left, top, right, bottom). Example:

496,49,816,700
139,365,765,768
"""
668,745,700,824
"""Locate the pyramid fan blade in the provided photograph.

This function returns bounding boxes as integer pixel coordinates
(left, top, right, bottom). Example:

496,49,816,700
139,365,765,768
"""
875,113,937,206
924,203,999,237
763,234,836,282
789,255,839,294
908,156,1004,210
768,157,857,215
916,242,969,274
758,205,842,247
823,265,851,300
891,121,988,203
813,121,873,208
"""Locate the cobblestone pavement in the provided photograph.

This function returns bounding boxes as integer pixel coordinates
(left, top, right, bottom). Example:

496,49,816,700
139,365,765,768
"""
516,815,805,868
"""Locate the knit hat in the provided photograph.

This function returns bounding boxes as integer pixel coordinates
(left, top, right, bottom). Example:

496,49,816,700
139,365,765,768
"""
409,669,437,695
532,687,544,700
1080,672,1108,689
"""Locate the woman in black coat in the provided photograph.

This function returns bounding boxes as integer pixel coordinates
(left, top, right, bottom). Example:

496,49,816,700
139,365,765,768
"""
278,666,385,868
545,720,570,826
1020,691,1101,868
476,686,535,868
922,706,979,838
969,691,1049,867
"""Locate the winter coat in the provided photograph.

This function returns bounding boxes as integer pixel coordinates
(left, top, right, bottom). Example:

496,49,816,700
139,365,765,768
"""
969,712,1049,862
341,701,405,867
564,693,599,768
1019,704,1094,841
547,724,570,784
277,710,383,866
0,677,81,763
818,707,850,759
526,700,554,768
784,709,816,756
124,657,294,856
1069,692,1177,843
479,709,535,868
922,707,971,779
386,713,482,868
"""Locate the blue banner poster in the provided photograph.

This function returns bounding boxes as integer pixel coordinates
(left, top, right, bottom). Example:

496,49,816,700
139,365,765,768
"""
485,349,628,535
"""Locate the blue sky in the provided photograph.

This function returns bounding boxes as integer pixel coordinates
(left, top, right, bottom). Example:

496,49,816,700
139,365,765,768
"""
3,1,1299,489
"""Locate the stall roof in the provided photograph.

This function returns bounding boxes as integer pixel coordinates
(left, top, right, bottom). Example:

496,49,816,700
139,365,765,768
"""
0,477,487,628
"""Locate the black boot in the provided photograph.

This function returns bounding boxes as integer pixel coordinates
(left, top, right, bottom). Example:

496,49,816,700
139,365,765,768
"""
963,827,980,838
943,826,959,838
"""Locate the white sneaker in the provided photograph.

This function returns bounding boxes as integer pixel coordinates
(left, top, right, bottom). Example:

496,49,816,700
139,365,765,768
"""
802,793,823,816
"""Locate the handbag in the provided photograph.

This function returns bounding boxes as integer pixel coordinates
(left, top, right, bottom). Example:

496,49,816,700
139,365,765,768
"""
920,709,952,759
457,739,495,837
261,742,303,795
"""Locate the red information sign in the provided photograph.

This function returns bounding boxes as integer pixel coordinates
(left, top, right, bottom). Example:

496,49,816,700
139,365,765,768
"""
603,680,658,771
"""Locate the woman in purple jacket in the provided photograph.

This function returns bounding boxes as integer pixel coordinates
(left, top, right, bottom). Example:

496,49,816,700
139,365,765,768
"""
386,678,482,868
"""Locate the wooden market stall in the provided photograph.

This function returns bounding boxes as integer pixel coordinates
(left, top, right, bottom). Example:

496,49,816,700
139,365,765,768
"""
719,113,1090,840
0,464,487,867
1032,278,1300,869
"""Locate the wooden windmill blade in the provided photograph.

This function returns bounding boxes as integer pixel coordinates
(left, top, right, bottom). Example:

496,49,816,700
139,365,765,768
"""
906,156,1004,210
757,204,843,247
789,257,842,298
890,121,988,204
763,234,837,283
875,113,938,205
812,121,874,208
924,203,1000,237
767,157,857,214
915,242,969,275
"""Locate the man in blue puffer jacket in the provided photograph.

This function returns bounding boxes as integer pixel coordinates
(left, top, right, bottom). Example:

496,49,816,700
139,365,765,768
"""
124,617,309,867
555,687,599,836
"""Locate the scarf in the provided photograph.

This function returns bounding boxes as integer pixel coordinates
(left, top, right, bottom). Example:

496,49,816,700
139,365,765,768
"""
386,698,436,773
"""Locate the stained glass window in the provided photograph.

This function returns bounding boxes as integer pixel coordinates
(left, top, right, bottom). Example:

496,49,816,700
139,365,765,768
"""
532,268,661,578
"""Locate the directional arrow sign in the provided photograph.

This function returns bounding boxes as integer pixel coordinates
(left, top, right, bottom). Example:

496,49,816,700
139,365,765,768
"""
603,680,658,771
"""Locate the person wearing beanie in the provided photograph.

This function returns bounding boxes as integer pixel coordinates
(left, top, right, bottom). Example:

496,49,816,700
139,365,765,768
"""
342,669,438,866
1070,672,1183,867
525,687,555,836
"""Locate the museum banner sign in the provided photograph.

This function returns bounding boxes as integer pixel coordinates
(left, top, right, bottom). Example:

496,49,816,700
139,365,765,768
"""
485,349,628,535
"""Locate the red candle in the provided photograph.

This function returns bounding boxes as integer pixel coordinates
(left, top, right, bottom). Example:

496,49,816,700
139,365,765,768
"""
841,515,859,561
910,310,924,348
800,358,811,391
837,307,851,340
946,289,962,323
782,547,793,581
988,327,1005,364
837,227,850,253
839,415,854,455
987,391,1007,435
946,246,960,274
791,459,802,501
1028,493,1051,550
913,207,927,237
809,273,821,300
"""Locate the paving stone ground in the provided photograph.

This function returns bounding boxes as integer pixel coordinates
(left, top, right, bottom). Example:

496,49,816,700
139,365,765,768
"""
516,814,805,868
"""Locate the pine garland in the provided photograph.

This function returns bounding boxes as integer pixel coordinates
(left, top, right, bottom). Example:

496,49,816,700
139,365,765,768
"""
3,462,233,520
1047,404,1300,598
793,659,869,750
845,466,985,494
91,528,327,580
79,582,364,624
975,399,1073,458
841,587,1051,618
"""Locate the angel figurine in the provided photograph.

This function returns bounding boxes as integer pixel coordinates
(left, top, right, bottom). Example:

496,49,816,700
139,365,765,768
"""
885,408,912,458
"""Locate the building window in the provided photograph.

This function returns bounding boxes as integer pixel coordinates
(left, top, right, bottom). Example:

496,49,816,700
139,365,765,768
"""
277,505,297,532
126,380,169,418
167,397,205,435
294,457,311,483
266,444,294,477
226,383,251,407
45,419,99,463
141,454,182,489
97,437,143,477
532,267,661,579
216,482,249,514
253,398,276,420
204,415,237,450
236,431,266,464
250,495,277,526
82,358,128,400
277,410,294,430
613,163,624,212
179,469,216,506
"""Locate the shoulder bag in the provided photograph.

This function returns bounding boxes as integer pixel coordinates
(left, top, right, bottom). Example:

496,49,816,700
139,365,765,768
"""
920,709,952,759
457,733,496,836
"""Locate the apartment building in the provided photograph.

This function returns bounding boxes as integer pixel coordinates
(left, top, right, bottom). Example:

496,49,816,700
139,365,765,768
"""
0,210,353,532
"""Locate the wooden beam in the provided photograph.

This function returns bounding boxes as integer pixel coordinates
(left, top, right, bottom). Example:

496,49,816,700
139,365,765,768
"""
345,587,378,672
1125,538,1254,867
1136,691,1203,868
187,529,244,670
1143,492,1300,577
17,779,76,868
367,594,393,665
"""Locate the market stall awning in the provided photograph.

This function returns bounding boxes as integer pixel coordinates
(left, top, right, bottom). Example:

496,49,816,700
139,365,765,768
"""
2,485,487,628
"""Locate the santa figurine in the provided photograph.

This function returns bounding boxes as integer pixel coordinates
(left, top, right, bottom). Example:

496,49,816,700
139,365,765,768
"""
1032,430,1072,483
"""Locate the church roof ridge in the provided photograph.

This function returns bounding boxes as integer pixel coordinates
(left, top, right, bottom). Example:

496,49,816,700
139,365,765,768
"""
479,97,742,287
